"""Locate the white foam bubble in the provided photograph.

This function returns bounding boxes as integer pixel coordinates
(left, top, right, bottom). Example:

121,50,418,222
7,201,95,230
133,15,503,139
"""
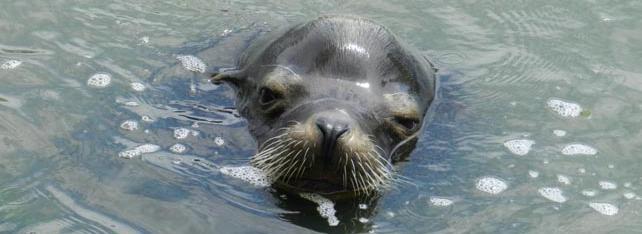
581,190,597,197
300,193,339,226
538,187,567,203
553,129,567,137
124,101,139,106
476,176,508,195
561,144,597,155
118,144,160,159
358,217,369,223
503,139,534,156
578,168,586,174
135,144,160,153
130,82,146,92
214,137,225,146
623,192,637,199
139,36,150,44
557,174,571,185
358,204,368,210
220,165,272,187
141,115,154,122
174,128,191,139
120,120,139,131
1,60,22,70
588,202,618,216
176,55,206,73
528,170,540,178
169,143,187,154
599,181,617,190
623,182,632,188
118,149,141,159
547,99,582,117
87,73,112,88
429,197,454,207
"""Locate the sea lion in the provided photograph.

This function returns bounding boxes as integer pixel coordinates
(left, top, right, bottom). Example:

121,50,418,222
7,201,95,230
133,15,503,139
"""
211,16,436,196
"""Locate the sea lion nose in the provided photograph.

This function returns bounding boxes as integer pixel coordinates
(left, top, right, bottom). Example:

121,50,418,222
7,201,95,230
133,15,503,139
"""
316,116,350,163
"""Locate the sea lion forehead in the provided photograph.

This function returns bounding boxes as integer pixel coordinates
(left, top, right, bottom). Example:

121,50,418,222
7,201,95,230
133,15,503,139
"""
257,17,398,72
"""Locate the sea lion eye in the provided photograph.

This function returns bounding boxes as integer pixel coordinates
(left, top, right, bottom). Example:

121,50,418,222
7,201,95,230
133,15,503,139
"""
394,116,419,131
259,87,280,105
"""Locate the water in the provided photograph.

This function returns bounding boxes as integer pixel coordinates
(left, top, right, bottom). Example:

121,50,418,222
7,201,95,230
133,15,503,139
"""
1,0,641,233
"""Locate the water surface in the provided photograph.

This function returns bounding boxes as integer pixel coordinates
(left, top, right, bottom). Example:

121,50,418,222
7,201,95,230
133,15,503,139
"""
1,0,641,233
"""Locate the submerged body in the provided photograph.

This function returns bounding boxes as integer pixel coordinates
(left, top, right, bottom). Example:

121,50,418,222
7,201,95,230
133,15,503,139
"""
212,16,436,196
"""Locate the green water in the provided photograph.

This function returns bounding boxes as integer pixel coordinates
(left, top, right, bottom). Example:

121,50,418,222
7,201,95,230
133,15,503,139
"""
1,0,641,233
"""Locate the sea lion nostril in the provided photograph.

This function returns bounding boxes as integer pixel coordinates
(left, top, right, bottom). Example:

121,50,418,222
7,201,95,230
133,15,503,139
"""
315,117,350,163
316,117,350,141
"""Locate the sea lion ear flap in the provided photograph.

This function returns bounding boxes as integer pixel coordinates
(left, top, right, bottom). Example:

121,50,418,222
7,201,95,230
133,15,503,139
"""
209,70,245,87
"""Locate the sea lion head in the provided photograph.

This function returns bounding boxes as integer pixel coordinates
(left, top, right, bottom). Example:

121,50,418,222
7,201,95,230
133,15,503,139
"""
211,16,435,196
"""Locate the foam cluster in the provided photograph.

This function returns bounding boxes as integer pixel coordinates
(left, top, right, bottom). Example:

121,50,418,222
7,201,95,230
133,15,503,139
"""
141,115,154,122
581,190,597,197
173,128,191,139
169,143,187,154
503,139,534,156
1,60,22,70
476,176,508,195
87,73,112,88
429,197,454,207
130,82,146,92
599,181,617,190
561,144,597,155
299,193,339,226
547,99,582,117
588,202,618,216
220,165,272,187
118,143,160,159
214,137,225,146
120,120,139,131
553,129,567,137
557,174,571,185
176,55,206,73
538,187,567,203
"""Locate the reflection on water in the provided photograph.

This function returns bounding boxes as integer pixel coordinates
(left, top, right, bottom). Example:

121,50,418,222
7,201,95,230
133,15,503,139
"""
1,0,641,233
